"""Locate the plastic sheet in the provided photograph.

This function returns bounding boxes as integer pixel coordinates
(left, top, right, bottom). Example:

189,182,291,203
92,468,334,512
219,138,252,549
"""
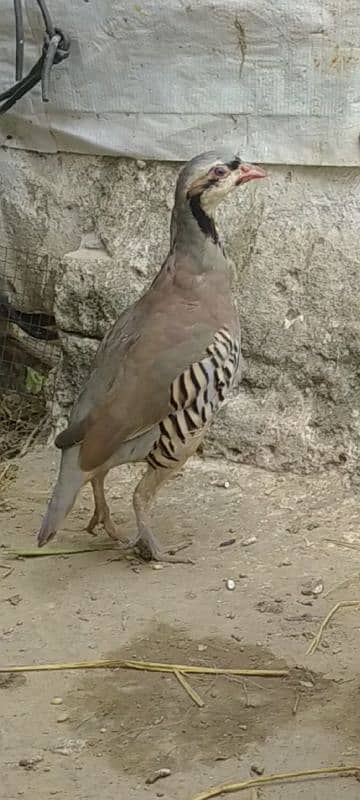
0,0,359,164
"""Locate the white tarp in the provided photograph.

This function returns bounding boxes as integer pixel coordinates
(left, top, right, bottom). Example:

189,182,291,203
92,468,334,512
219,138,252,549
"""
0,0,359,164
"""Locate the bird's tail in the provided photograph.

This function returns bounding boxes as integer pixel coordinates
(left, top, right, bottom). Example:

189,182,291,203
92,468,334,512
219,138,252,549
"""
37,447,86,547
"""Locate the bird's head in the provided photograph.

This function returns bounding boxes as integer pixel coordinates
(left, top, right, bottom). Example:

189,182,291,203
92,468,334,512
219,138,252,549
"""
176,149,266,215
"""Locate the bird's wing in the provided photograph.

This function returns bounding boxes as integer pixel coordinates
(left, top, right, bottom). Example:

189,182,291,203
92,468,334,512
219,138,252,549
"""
55,282,221,472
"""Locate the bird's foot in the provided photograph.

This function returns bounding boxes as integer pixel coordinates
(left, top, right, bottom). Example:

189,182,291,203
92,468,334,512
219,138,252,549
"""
86,510,120,541
118,526,194,564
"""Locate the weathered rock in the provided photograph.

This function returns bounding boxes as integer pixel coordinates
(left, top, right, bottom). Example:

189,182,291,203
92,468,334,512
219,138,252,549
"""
1,147,360,474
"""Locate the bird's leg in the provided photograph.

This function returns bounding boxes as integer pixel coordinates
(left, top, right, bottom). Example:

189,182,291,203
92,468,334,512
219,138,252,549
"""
127,463,194,564
86,475,119,541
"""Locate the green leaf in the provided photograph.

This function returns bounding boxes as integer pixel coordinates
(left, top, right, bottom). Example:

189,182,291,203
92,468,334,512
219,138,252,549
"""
25,367,44,395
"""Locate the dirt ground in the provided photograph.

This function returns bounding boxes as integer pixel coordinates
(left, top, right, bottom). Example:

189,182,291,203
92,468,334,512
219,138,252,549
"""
1,446,360,800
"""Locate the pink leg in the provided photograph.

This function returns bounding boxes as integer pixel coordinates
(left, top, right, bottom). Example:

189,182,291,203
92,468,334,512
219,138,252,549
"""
87,474,119,541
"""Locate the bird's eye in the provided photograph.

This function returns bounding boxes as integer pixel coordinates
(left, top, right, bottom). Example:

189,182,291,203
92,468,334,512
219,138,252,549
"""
213,166,228,178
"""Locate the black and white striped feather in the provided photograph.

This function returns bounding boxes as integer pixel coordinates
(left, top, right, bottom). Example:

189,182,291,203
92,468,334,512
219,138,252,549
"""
147,327,240,469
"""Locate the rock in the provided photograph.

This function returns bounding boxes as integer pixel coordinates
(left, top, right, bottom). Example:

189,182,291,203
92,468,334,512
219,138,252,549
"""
146,768,171,784
6,594,22,606
50,738,86,756
251,764,265,776
18,756,43,769
301,579,324,597
241,536,257,547
56,712,70,723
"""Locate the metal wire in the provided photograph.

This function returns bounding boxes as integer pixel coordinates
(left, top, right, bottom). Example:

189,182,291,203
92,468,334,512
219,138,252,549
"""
0,0,70,113
13,0,24,81
35,0,55,38
0,59,44,110
0,245,61,396
41,32,61,102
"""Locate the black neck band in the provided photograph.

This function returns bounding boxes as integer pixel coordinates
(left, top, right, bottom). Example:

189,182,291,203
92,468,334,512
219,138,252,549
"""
188,195,218,244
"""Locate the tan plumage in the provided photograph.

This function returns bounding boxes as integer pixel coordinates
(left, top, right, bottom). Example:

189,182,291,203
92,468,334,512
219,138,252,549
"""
38,150,266,560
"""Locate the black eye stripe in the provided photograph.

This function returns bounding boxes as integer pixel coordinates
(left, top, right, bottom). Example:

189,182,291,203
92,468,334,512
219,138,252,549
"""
227,158,241,170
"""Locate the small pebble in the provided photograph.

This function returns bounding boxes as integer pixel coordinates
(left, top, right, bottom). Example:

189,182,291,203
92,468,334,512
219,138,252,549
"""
51,697,63,706
239,724,247,730
226,611,236,619
198,644,207,652
146,768,171,785
136,159,146,169
100,728,107,733
225,579,236,591
18,756,43,769
301,579,324,597
241,536,257,547
279,558,292,567
8,594,22,606
50,739,86,756
152,564,164,570
219,538,236,548
313,580,324,596
57,713,70,723
251,764,264,776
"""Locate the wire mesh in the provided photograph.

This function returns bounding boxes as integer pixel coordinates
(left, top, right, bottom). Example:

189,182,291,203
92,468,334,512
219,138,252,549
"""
0,243,61,459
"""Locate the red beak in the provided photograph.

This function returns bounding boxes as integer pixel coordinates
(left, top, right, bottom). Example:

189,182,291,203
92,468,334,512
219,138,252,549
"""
236,163,267,185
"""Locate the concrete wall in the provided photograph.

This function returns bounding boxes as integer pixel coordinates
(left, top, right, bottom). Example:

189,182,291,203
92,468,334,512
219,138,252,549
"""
1,147,360,476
